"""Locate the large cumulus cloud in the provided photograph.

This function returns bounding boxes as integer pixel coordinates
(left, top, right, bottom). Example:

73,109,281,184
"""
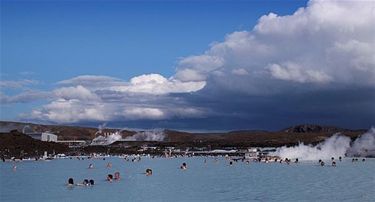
174,0,375,89
23,74,206,123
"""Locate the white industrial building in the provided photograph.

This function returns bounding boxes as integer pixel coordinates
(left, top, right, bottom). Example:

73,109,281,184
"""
27,132,58,142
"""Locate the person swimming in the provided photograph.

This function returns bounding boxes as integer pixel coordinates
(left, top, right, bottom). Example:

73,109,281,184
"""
88,164,94,169
332,161,336,167
146,168,153,176
362,158,366,162
67,178,74,186
114,172,120,180
295,158,299,163
339,156,342,161
180,162,187,170
107,174,113,182
320,161,325,166
77,179,89,186
89,179,94,186
106,163,112,168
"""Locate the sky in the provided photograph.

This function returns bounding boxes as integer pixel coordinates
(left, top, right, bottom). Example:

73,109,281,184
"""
1,0,374,131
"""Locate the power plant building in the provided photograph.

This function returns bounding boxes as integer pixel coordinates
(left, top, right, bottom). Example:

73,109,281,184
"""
27,132,58,142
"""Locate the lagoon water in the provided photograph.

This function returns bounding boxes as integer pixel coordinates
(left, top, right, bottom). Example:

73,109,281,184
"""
1,157,374,202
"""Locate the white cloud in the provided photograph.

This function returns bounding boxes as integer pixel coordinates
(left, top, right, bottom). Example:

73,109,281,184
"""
174,0,375,89
26,74,206,123
58,75,124,88
109,74,206,95
0,79,38,89
232,68,249,76
30,99,109,123
175,55,224,81
268,63,332,83
123,107,165,120
0,90,51,104
54,85,100,101
17,0,375,126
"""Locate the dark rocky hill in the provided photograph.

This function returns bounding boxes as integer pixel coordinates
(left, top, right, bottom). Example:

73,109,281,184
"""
0,130,68,158
0,121,135,140
0,121,367,148
282,124,349,133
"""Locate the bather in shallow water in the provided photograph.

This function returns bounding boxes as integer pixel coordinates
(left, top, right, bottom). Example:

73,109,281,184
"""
146,168,153,176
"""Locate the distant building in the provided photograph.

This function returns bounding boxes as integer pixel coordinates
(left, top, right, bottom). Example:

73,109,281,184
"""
57,140,87,148
27,132,58,142
244,148,259,159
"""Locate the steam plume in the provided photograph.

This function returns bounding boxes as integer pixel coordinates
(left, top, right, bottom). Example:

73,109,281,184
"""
124,129,166,141
347,128,375,157
273,134,351,161
272,128,375,160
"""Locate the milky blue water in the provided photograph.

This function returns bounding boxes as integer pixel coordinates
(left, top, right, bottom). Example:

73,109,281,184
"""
1,157,374,202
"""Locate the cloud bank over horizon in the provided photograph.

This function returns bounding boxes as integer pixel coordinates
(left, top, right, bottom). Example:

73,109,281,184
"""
1,0,374,130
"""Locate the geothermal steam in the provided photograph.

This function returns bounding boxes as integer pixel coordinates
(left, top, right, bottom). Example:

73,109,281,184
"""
347,128,375,157
272,128,375,160
91,128,166,145
91,132,122,145
124,129,166,141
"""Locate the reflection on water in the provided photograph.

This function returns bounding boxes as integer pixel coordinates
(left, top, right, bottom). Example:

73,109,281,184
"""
1,157,374,202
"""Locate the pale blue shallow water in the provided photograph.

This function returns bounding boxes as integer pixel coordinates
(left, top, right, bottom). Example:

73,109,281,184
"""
1,157,374,202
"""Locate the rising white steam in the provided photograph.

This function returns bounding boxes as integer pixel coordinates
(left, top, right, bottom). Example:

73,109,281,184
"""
347,128,375,157
91,131,122,146
94,123,107,137
124,129,166,141
272,128,375,160
90,127,166,145
91,123,122,145
273,134,351,161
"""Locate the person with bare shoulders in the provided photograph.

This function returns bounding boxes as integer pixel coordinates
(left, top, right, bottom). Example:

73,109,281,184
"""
67,178,74,187
114,172,120,180
107,174,113,182
180,162,187,170
145,168,152,176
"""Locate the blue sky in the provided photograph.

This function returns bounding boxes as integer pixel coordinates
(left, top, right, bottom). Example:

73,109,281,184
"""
2,0,307,81
1,0,374,130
